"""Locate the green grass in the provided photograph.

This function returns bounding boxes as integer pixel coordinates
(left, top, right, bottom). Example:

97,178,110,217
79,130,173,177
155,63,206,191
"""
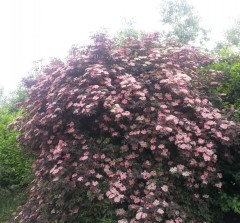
0,188,28,223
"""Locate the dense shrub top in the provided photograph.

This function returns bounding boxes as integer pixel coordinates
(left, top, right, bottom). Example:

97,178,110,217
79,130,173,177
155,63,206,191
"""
13,34,237,223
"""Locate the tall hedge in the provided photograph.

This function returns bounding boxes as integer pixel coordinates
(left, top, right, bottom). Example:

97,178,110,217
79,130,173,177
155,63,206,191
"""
12,34,238,223
0,107,32,189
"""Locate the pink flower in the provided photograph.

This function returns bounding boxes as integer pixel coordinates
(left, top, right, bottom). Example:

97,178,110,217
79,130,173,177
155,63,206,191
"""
112,132,118,137
161,185,168,192
100,154,106,159
136,212,147,220
98,194,104,201
119,172,127,180
92,181,98,186
154,84,161,90
141,171,151,179
158,144,165,149
165,127,173,132
139,141,147,148
53,139,67,155
82,145,88,150
206,142,214,148
161,149,168,156
114,195,124,203
216,131,222,138
72,173,77,178
96,173,103,179
52,177,59,182
132,196,140,204
162,200,169,207
116,114,121,119
93,154,99,159
223,136,230,141
220,124,228,129
217,173,223,178
150,138,156,143
213,111,221,118
79,156,88,161
156,125,163,131
177,164,185,170
150,145,156,150
122,99,128,104
203,153,211,161
202,99,208,105
150,107,155,111
198,138,205,144
147,182,156,191
194,194,200,199
166,115,179,124
157,208,164,215
153,200,160,206
77,177,83,181
85,182,90,186
124,160,131,168
66,127,74,133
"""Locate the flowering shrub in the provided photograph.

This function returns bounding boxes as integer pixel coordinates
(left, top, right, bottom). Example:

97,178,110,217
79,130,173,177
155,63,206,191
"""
12,33,237,222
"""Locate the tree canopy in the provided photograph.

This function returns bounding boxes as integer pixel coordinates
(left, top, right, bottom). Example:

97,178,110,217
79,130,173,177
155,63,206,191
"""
161,0,208,44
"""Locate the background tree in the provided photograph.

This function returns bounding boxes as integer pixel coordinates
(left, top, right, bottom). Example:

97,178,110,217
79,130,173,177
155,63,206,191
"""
214,18,240,57
225,18,240,47
0,88,6,106
115,18,144,46
161,0,208,45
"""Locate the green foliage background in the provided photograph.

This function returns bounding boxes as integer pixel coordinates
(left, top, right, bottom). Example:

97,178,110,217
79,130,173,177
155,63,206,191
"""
0,91,33,221
0,107,32,188
200,55,240,220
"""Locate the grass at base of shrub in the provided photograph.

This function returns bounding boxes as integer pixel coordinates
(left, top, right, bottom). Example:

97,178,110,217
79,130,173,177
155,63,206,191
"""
0,187,28,222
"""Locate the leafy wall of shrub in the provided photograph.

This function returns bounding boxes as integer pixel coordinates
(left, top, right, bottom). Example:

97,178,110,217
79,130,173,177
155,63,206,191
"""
12,33,238,223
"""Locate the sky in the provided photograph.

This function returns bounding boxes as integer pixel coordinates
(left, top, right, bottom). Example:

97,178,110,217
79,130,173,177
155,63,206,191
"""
1,0,240,95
